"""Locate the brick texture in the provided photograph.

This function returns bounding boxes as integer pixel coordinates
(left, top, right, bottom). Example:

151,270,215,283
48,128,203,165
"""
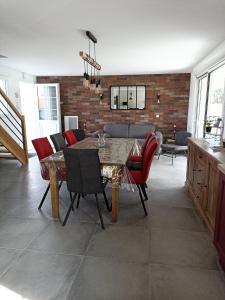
37,73,190,138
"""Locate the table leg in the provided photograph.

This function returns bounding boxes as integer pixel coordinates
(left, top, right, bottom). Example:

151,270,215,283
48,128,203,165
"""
49,162,60,220
111,167,120,222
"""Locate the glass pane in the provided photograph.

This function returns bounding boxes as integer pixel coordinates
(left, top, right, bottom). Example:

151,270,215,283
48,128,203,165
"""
119,87,128,109
39,109,57,120
206,64,225,139
111,87,119,109
196,76,208,138
207,64,225,119
0,79,9,115
128,86,136,109
137,86,145,109
48,86,56,97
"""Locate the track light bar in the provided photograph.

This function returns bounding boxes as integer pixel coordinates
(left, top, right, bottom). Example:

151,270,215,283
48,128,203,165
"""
79,51,101,71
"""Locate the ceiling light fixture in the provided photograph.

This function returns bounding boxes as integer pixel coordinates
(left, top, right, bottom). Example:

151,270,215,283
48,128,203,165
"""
79,31,103,99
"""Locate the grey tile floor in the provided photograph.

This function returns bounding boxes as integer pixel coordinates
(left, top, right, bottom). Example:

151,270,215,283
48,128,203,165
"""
0,155,225,299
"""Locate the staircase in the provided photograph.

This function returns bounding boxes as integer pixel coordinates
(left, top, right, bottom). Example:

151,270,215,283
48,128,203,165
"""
0,87,28,165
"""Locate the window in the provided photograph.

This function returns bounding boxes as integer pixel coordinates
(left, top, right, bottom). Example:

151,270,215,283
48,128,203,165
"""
0,79,8,115
195,63,225,138
196,75,208,137
110,86,146,110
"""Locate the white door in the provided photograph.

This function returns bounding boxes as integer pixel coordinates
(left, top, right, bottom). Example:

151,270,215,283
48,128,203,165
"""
36,83,61,139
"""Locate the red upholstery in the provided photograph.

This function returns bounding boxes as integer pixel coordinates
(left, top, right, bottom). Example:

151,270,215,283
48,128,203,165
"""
32,137,54,160
129,138,158,185
64,130,77,146
128,131,154,162
32,137,65,181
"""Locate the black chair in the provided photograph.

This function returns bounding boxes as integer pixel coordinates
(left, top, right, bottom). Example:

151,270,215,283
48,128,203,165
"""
160,131,192,165
50,133,67,152
62,148,111,228
72,129,86,141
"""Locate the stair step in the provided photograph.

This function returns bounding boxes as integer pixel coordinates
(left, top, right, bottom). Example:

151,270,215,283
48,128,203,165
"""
0,146,9,153
0,152,15,159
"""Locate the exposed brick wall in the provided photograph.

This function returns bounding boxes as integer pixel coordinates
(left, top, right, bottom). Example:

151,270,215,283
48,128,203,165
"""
37,74,190,138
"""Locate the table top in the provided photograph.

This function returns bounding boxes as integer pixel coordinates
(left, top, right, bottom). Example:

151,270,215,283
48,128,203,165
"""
42,137,135,166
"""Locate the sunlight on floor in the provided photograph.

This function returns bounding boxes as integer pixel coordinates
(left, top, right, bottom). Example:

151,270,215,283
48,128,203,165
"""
0,285,30,300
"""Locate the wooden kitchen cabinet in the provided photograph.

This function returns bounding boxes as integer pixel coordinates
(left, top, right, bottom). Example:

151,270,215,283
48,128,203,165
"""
214,170,225,272
186,138,225,238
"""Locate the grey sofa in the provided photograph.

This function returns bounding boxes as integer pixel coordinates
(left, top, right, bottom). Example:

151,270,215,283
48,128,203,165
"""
93,123,162,154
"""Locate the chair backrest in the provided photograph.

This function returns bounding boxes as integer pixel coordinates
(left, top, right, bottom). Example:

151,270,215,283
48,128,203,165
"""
32,137,54,161
141,131,154,156
50,133,67,152
142,137,158,182
32,137,54,181
64,130,77,146
72,129,85,141
63,148,103,194
175,131,192,146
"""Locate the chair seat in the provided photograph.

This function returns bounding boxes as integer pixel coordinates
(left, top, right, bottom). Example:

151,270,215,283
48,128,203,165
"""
174,145,188,152
126,160,143,171
161,144,187,152
161,144,176,151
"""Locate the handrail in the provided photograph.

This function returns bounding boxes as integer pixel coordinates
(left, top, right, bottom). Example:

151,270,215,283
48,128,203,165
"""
0,97,22,127
0,86,28,164
0,87,22,119
0,115,23,143
0,107,23,136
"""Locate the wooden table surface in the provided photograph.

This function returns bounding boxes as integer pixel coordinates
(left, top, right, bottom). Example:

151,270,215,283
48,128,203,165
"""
41,137,135,222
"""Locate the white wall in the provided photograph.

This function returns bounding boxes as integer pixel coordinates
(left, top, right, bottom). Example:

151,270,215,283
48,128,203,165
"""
0,64,36,112
187,40,225,135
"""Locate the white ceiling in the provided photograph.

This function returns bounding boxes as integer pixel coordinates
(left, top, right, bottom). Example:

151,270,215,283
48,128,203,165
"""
0,0,225,76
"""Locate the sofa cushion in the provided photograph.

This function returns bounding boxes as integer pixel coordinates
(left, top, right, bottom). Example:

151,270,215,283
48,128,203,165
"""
129,124,156,138
103,124,129,138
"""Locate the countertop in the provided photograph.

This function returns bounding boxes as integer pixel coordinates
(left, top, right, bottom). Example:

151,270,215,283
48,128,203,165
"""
188,138,225,174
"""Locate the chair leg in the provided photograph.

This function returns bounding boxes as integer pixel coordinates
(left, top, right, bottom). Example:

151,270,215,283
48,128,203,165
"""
95,194,105,229
76,194,81,209
58,181,63,190
38,183,50,209
103,190,112,211
69,192,74,211
140,184,148,200
62,193,77,226
137,185,148,216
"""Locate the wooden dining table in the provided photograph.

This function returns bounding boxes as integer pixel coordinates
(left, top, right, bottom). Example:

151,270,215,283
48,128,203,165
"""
41,137,135,222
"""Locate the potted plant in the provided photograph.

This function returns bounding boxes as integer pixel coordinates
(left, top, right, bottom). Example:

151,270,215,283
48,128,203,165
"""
205,119,212,133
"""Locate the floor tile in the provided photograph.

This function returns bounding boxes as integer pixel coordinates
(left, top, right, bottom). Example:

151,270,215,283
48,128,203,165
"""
0,217,47,249
0,248,21,277
86,225,149,263
150,228,218,269
67,256,149,300
149,206,205,231
28,221,96,255
0,250,82,300
149,187,193,208
150,264,225,300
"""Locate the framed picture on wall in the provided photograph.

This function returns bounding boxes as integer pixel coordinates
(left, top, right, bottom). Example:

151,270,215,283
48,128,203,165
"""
110,85,146,110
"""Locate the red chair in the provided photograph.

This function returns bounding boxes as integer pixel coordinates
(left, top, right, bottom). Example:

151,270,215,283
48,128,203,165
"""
128,131,154,163
128,137,158,215
64,130,77,146
32,137,65,209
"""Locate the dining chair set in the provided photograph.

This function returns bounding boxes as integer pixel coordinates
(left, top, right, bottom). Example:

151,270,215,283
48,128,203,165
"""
32,129,158,229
